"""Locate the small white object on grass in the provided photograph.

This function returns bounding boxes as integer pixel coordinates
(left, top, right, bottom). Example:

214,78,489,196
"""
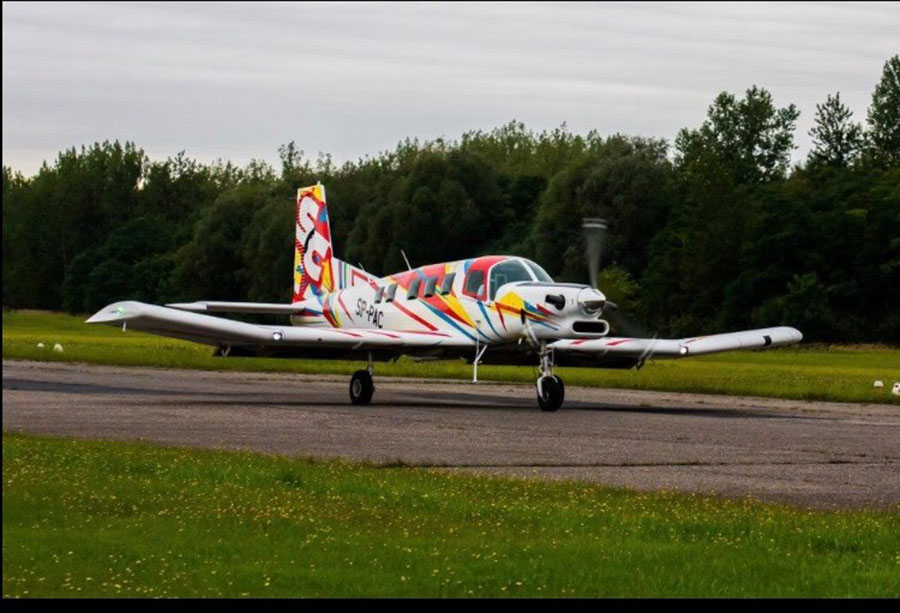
37,342,45,348
874,380,883,388
53,343,64,353
892,382,900,397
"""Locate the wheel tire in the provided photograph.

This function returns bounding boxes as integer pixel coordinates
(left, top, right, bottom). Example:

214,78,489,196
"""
537,375,564,412
350,370,374,405
552,375,565,400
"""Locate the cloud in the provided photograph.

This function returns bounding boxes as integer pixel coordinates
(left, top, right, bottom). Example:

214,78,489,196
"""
3,1,898,174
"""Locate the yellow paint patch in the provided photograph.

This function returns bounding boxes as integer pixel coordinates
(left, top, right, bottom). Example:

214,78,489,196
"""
441,293,477,328
495,291,525,312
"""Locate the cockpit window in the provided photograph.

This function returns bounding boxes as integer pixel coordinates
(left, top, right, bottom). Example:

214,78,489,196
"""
489,259,534,300
523,259,553,283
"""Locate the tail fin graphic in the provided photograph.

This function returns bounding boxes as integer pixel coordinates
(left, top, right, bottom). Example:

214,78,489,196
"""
293,184,334,303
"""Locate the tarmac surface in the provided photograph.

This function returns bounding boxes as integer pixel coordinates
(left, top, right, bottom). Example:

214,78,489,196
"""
3,360,899,510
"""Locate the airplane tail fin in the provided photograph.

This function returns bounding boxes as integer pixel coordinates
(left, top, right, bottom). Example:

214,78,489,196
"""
292,184,378,305
293,184,335,303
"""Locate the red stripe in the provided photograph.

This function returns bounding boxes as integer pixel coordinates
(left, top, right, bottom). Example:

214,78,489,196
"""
332,330,363,338
369,331,401,339
606,339,631,346
496,306,507,331
392,300,438,331
337,294,354,323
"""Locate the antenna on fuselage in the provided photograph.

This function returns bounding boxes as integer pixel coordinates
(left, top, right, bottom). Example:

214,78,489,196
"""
400,249,413,271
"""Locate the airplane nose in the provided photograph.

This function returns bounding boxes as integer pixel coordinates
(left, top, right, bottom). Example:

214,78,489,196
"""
577,287,607,315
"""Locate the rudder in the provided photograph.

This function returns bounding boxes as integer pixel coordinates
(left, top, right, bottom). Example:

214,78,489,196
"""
293,183,335,303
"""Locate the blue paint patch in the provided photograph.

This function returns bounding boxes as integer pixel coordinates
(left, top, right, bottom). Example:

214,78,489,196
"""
417,300,477,342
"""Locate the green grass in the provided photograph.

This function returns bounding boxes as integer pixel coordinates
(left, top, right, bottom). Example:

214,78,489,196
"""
3,433,898,598
3,310,899,404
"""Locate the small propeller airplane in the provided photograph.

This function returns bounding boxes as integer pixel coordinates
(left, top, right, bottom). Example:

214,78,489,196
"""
87,183,802,411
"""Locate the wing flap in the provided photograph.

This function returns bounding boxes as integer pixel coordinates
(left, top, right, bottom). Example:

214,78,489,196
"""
551,326,802,359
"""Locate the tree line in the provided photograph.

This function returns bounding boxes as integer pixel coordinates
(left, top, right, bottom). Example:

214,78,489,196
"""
4,56,899,342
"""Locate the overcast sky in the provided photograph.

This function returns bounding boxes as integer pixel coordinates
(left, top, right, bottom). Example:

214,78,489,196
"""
3,1,899,176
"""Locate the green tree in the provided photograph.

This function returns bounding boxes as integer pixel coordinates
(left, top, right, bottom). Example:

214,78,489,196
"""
807,93,864,168
530,136,673,282
866,55,900,165
61,216,174,313
675,86,800,184
172,186,269,301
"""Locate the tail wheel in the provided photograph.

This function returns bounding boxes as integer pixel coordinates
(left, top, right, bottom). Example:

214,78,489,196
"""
537,375,564,412
350,370,374,405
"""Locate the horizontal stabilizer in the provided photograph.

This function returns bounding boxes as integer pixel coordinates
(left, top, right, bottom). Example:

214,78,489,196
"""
166,301,304,315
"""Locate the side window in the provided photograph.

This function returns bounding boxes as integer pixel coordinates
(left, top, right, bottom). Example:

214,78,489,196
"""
423,276,438,298
373,286,385,304
463,270,485,300
407,278,421,300
384,284,397,303
439,272,456,295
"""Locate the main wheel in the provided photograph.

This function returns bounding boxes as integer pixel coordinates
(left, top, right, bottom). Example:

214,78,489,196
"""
537,375,564,412
350,370,374,405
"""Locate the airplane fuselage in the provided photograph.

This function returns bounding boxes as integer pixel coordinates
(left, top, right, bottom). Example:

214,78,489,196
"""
291,255,610,346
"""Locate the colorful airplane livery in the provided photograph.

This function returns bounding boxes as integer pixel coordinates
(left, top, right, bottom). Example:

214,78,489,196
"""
87,184,803,410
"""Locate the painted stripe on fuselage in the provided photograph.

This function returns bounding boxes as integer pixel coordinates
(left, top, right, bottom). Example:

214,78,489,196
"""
477,300,502,339
391,298,439,332
416,298,479,342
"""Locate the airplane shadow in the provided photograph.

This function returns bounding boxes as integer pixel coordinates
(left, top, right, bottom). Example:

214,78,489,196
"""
5,378,800,419
571,404,793,419
149,397,796,419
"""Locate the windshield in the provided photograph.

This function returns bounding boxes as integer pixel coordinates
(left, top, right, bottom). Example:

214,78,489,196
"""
523,259,554,283
489,259,534,300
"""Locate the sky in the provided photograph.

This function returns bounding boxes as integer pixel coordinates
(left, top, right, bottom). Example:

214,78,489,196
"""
3,1,899,176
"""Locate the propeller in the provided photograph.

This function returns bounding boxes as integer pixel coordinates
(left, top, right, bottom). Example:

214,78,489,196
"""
581,216,651,339
582,218,606,292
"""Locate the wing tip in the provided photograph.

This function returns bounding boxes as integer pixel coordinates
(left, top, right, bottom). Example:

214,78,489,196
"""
85,301,146,324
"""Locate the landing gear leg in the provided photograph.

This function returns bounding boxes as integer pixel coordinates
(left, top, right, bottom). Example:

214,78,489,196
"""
350,352,375,405
536,342,564,412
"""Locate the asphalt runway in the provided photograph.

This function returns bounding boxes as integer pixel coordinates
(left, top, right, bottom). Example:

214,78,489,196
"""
3,360,899,510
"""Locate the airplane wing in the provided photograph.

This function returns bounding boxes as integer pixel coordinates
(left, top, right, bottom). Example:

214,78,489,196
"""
86,301,473,358
86,301,801,366
550,326,802,363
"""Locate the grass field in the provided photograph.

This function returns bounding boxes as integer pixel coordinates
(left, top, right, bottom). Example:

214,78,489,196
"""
3,310,899,404
3,432,898,598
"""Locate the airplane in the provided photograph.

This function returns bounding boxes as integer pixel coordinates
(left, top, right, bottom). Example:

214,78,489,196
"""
86,183,803,411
